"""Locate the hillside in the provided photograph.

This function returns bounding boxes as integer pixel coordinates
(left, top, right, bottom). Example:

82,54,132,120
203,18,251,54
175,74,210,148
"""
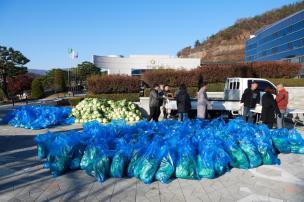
177,1,304,62
28,69,47,76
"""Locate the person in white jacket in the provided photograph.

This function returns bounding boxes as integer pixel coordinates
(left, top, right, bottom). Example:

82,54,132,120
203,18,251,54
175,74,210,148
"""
197,83,211,119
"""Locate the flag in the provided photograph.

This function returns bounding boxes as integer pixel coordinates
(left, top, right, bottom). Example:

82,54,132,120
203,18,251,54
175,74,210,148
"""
68,48,78,59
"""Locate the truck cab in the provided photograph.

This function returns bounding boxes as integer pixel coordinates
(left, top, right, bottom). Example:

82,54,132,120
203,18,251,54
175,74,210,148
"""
224,77,277,101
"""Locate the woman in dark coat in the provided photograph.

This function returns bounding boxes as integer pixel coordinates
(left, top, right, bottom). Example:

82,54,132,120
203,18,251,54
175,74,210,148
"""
261,87,281,129
175,84,191,121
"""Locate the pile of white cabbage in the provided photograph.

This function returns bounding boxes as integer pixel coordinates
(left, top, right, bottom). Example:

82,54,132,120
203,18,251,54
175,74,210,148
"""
72,98,141,124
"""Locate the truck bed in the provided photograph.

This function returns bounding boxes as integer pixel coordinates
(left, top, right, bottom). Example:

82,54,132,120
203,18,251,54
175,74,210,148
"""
165,98,241,112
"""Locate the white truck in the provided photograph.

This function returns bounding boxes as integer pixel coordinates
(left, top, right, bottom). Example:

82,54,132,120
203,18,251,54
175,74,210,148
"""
165,77,277,117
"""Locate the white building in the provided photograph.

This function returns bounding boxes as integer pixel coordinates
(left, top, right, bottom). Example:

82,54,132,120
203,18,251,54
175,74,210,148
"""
93,55,201,76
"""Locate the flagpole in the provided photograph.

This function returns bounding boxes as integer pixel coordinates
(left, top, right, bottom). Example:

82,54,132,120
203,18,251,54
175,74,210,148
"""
68,48,71,96
68,48,77,97
68,66,70,95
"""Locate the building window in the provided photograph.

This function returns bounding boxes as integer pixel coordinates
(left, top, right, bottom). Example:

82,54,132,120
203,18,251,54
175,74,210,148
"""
285,59,292,63
287,42,293,50
293,39,304,48
271,47,278,54
299,56,304,63
272,32,279,39
131,69,147,76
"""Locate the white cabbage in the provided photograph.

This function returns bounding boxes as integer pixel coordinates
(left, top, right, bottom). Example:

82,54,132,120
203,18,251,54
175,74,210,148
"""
72,98,142,124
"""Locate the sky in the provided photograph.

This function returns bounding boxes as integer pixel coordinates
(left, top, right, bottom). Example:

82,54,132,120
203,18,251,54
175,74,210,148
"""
0,0,300,70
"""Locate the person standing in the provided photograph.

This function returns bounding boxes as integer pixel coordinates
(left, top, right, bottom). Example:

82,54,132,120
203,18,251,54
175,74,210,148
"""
197,83,211,119
25,95,28,105
147,84,161,122
241,82,260,123
164,85,173,98
158,84,165,119
275,83,288,128
175,84,191,121
261,87,281,129
162,85,173,119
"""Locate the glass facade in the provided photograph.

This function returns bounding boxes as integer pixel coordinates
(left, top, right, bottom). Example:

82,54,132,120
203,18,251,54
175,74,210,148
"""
245,10,304,62
131,69,148,76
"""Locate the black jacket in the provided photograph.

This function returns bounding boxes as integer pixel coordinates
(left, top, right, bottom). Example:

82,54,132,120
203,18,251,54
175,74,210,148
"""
176,89,191,113
241,88,260,108
261,92,280,123
149,89,160,107
158,90,165,106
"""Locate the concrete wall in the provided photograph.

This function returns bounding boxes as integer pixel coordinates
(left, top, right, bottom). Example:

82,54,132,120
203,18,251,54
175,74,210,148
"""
285,87,304,109
93,55,201,75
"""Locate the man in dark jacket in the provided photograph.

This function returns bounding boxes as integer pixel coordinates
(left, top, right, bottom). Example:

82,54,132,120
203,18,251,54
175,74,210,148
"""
261,87,281,129
175,84,191,121
147,84,161,122
241,82,260,123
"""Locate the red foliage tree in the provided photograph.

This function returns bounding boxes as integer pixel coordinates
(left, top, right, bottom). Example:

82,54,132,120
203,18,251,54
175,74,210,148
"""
8,74,34,96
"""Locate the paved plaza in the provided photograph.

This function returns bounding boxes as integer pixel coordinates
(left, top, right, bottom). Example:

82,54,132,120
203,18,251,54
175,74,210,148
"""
0,106,304,202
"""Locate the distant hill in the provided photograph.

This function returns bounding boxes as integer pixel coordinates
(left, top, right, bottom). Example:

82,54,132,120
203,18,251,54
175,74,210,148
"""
28,69,47,76
177,1,304,62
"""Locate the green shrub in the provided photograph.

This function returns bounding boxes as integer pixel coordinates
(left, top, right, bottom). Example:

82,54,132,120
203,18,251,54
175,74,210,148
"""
268,78,304,87
31,78,44,99
208,83,225,92
86,93,139,102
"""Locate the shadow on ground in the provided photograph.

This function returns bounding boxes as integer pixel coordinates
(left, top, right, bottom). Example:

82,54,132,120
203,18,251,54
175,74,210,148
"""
0,135,35,153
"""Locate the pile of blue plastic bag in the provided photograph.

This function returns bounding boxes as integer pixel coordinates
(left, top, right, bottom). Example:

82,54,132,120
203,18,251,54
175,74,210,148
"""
34,118,304,184
3,105,75,129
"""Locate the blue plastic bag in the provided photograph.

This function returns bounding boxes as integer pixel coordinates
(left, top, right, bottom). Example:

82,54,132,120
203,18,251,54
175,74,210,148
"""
34,132,56,159
288,129,304,154
271,129,291,153
137,137,165,184
223,139,249,169
155,147,176,183
68,144,86,170
110,139,132,178
213,146,231,176
197,144,216,179
127,131,152,177
254,125,280,165
239,137,262,168
46,131,86,176
80,143,108,176
175,141,199,179
92,150,111,182
197,138,230,179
